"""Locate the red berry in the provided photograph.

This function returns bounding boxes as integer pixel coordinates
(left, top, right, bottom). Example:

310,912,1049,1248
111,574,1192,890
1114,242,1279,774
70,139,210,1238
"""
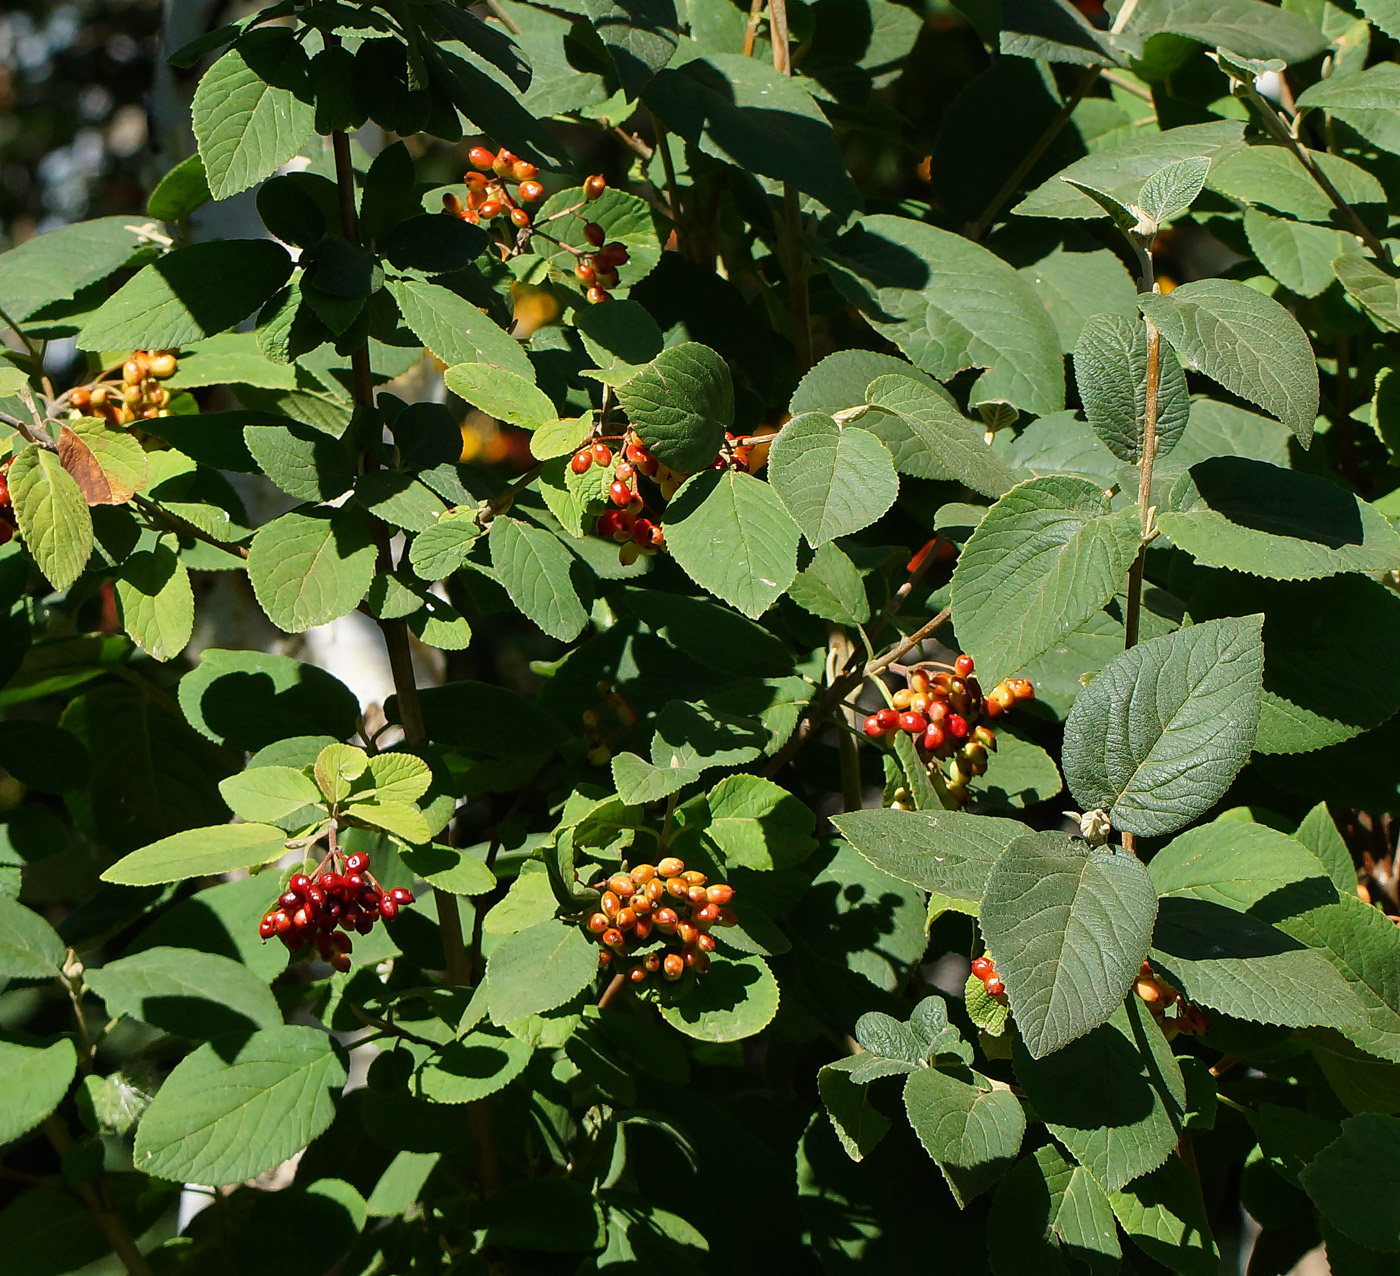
512,160,538,182
662,952,684,980
628,963,648,983
280,890,300,909
379,897,398,921
571,450,592,474
587,285,610,304
259,917,276,940
984,976,1005,997
602,927,626,951
955,654,975,677
584,221,606,247
899,712,927,735
345,852,369,872
696,932,717,952
290,873,312,896
592,441,613,466
478,200,501,219
971,957,992,979
575,260,597,285
874,707,900,731
510,207,530,228
609,479,632,506
331,951,351,974
468,146,495,171
391,888,414,906
584,174,606,199
518,179,544,202
947,714,968,740
863,715,884,738
923,724,945,752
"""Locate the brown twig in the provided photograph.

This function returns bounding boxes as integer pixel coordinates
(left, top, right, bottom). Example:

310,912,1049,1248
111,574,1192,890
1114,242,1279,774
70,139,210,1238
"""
44,1115,153,1276
742,0,765,57
131,494,249,559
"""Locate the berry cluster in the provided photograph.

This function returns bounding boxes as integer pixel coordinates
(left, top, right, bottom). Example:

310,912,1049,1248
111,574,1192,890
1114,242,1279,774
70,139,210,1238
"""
0,459,15,547
258,847,413,972
861,654,1035,802
584,857,735,983
69,349,178,427
970,955,1006,999
574,218,630,304
444,146,544,231
572,428,758,566
1134,961,1208,1038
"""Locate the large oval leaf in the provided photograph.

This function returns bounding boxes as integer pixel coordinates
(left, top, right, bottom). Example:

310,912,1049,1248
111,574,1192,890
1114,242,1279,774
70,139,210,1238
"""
980,832,1158,1058
767,413,898,547
951,475,1142,685
1063,616,1265,838
1138,280,1319,445
133,1025,345,1186
247,506,377,634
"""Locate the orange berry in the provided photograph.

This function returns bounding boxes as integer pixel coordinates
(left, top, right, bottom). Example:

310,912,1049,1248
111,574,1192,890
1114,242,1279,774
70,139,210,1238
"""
657,857,684,877
584,174,606,199
468,146,495,170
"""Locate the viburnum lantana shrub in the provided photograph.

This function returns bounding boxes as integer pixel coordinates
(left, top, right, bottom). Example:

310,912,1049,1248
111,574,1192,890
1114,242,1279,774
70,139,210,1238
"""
3,0,1400,1271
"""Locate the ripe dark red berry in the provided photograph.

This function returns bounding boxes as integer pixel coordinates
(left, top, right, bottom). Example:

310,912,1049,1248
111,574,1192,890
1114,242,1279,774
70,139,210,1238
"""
584,221,605,247
874,707,900,731
947,714,968,740
592,441,613,466
863,715,884,738
571,449,593,474
955,654,975,677
984,975,1005,997
899,712,927,734
584,174,606,199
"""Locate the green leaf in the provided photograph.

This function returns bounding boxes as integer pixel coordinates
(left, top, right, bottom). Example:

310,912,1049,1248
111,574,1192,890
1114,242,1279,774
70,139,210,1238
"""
0,216,153,323
1137,155,1212,224
767,415,898,547
1062,616,1265,838
1151,895,1365,1028
386,278,535,379
417,1031,533,1104
444,363,557,432
535,184,662,294
1148,820,1334,911
9,446,93,592
614,343,732,473
382,214,487,274
244,422,356,503
853,995,973,1077
1108,1157,1219,1276
1334,254,1400,332
1300,1115,1400,1252
114,544,194,663
974,731,1064,812
1158,457,1400,581
789,541,870,624
356,471,449,533
950,476,1142,684
1244,209,1351,299
219,766,324,824
343,798,430,844
1138,280,1319,444
248,506,377,633
178,648,359,752
133,1026,346,1186
1016,121,1245,219
863,376,1017,497
409,509,483,580
1074,313,1191,464
1295,62,1400,157
663,470,800,619
1295,801,1358,898
191,29,316,199
86,946,282,1039
147,152,211,222
0,896,66,980
825,214,1064,415
483,921,597,1024
904,1065,1025,1207
1191,573,1400,754
1013,1000,1186,1192
1019,242,1140,355
1281,895,1400,1064
686,774,815,871
0,1038,76,1146
366,752,432,805
315,742,367,804
981,831,1157,1058
642,54,859,217
987,1144,1121,1276
487,515,588,642
831,806,1027,904
610,751,702,805
817,1059,891,1161
574,299,663,370
1207,144,1386,228
101,823,291,886
401,845,496,896
658,952,780,1042
77,240,293,351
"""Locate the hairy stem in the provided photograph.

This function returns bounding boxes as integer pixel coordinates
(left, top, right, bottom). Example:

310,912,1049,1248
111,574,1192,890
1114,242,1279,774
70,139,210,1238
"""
1123,314,1160,652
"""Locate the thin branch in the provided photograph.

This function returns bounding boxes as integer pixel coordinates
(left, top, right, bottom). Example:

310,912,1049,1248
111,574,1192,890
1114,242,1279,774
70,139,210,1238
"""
44,1115,153,1276
1247,84,1393,266
742,0,765,57
131,494,249,559
0,302,56,399
965,65,1101,241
